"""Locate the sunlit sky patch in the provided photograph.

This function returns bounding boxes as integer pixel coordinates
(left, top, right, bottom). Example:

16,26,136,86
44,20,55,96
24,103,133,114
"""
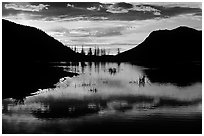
2,2,202,54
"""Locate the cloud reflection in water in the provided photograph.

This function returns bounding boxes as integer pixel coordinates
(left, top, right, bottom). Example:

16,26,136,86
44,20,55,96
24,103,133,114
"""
2,62,202,133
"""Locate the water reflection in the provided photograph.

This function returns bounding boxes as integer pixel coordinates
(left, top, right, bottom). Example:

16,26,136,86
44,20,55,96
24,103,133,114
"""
143,62,202,87
3,94,201,119
2,62,202,134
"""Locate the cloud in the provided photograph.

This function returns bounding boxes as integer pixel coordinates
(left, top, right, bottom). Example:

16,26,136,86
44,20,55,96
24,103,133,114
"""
106,8,129,14
106,3,161,15
67,3,74,8
106,3,130,13
50,26,124,38
193,12,202,16
3,2,201,22
88,27,124,37
48,16,109,22
146,2,202,9
131,5,160,12
3,13,43,22
94,30,122,37
5,3,49,12
87,6,101,11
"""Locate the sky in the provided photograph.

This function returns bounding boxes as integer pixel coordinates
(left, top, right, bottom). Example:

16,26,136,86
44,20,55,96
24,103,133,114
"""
2,2,202,55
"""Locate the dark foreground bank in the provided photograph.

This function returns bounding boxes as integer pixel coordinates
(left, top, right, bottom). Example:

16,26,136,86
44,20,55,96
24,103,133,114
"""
3,62,78,99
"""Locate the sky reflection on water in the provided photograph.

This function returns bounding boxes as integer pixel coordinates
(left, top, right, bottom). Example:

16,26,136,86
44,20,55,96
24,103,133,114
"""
2,62,202,134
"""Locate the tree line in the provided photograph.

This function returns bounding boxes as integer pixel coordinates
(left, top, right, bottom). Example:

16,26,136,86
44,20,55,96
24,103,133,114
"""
69,46,121,56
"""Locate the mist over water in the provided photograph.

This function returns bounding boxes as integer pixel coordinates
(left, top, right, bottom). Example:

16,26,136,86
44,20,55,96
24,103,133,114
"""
2,62,202,134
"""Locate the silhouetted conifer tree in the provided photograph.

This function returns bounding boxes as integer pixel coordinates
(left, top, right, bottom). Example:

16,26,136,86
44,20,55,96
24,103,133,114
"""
103,49,106,56
87,48,93,56
94,47,97,56
117,48,120,55
97,47,100,56
81,45,85,55
101,49,103,56
74,46,77,53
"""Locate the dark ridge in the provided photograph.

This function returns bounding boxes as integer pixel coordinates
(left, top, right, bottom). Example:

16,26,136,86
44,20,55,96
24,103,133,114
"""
3,19,82,62
116,26,202,66
115,26,202,86
3,19,80,99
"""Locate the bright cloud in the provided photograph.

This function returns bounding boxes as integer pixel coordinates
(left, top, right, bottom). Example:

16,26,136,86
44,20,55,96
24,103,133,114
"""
67,3,74,8
106,4,161,15
5,3,49,12
87,6,101,11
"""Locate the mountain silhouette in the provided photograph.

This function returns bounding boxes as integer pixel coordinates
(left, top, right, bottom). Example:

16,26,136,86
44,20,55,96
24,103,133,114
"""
3,19,81,99
115,26,202,86
3,19,81,62
116,26,202,66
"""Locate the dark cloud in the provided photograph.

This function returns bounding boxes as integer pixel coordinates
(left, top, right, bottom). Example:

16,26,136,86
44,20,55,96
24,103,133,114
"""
193,12,202,16
113,2,134,9
66,2,103,8
157,5,202,17
2,2,202,21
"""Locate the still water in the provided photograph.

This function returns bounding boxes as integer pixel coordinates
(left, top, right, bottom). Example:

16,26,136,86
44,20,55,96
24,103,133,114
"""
2,62,202,134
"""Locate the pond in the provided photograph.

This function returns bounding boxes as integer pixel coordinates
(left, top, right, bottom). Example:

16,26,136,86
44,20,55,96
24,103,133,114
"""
2,62,202,134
